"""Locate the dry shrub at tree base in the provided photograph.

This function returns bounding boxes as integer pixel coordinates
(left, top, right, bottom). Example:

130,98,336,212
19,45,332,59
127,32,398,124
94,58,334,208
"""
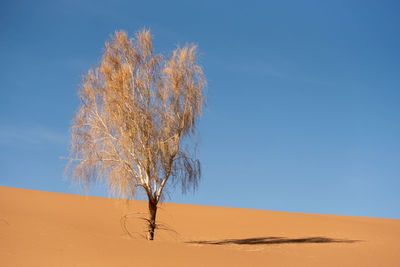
66,28,206,240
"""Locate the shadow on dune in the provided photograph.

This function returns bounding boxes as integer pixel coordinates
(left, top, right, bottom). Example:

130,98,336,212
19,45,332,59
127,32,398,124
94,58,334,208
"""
187,236,359,245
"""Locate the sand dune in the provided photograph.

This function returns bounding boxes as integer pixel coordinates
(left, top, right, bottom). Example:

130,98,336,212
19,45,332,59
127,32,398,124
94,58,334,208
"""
1,186,399,266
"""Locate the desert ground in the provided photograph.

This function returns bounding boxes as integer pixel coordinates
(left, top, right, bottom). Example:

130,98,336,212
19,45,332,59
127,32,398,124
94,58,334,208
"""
1,186,399,266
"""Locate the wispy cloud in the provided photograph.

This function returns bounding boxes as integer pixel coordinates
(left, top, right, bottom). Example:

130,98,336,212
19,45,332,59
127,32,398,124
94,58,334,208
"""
222,58,334,87
0,124,68,147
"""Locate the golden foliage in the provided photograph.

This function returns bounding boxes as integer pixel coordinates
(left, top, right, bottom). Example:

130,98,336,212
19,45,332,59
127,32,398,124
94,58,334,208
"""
66,29,206,221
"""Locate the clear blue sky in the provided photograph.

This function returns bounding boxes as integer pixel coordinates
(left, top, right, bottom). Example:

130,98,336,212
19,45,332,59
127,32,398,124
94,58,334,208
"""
1,0,399,219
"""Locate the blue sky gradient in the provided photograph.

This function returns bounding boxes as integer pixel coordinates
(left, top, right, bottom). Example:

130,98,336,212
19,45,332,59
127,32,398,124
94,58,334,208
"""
1,0,399,218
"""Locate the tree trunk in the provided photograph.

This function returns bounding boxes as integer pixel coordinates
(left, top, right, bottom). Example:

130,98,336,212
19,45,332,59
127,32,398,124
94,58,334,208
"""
147,199,158,240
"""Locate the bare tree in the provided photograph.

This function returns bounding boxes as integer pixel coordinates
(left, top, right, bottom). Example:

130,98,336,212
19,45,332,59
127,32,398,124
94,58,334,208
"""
66,29,206,240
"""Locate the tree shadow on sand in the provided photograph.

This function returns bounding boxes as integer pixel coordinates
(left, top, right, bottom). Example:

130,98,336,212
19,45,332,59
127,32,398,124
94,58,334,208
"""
187,236,360,245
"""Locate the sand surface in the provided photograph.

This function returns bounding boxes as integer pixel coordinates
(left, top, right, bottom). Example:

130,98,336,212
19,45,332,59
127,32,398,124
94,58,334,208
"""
1,186,399,266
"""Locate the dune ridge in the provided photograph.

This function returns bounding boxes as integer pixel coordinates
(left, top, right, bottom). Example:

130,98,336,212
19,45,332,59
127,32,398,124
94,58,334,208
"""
1,186,399,266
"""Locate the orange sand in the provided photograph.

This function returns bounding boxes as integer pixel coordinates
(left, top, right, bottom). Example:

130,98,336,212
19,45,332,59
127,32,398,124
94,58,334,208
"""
1,186,399,266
